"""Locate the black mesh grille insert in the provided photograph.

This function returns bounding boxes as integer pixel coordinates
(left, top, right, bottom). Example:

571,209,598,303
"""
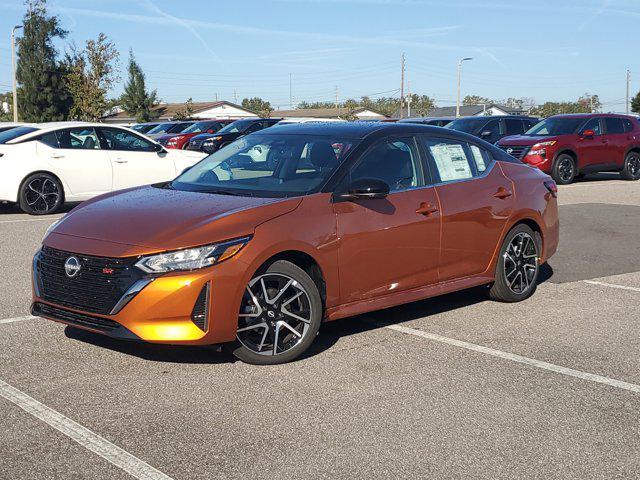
33,302,121,333
191,283,210,332
35,246,144,315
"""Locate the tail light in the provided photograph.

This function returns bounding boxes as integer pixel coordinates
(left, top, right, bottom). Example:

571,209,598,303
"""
544,181,558,198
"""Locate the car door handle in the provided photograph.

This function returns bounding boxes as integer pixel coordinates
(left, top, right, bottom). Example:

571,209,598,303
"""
114,159,128,164
50,154,65,159
493,187,513,199
416,202,438,216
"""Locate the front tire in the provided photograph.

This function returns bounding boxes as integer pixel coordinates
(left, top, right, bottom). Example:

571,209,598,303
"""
232,260,322,365
18,173,64,215
621,151,640,181
489,224,540,303
551,154,576,185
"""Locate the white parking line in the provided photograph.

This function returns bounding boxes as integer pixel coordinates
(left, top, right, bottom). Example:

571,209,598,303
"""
0,315,38,325
386,324,640,394
0,379,174,480
583,280,640,293
0,217,63,224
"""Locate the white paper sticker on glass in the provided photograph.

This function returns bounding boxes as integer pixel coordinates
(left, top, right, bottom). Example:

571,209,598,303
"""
429,143,472,182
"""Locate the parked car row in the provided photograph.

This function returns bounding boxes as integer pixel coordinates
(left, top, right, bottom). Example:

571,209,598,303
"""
0,122,206,214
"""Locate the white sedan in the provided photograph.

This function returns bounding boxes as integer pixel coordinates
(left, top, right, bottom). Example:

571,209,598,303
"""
0,122,207,214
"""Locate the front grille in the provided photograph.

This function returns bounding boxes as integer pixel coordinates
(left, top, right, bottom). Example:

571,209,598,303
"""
191,283,210,332
187,139,204,151
33,302,121,333
35,247,143,315
499,145,530,160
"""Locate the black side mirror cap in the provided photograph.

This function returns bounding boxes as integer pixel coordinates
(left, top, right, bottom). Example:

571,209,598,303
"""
334,178,390,202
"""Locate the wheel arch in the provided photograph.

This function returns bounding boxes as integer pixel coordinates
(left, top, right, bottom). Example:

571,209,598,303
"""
17,170,66,203
247,249,327,309
553,148,578,168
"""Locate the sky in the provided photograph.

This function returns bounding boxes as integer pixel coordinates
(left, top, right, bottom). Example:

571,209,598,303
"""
0,0,637,112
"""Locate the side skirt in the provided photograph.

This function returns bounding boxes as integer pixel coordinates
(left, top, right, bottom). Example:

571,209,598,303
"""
325,275,494,322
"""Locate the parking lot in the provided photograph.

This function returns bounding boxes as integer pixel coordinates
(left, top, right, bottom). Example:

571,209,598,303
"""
1,173,640,479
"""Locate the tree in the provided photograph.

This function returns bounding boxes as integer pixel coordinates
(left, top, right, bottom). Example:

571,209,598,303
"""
463,95,493,106
632,91,640,114
119,51,160,123
173,97,194,120
16,0,71,122
65,33,119,121
407,94,436,116
530,94,601,118
241,97,273,118
577,93,601,113
0,92,12,121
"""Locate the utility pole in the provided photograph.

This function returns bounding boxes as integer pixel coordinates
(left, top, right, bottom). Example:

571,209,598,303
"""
233,89,238,103
334,85,339,112
626,69,631,114
11,25,23,123
456,57,473,118
289,73,293,109
399,53,405,119
407,80,411,117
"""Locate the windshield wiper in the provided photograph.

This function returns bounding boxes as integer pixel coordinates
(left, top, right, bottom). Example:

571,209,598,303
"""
198,188,254,197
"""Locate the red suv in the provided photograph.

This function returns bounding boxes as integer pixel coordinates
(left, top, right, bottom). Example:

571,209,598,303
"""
498,114,640,184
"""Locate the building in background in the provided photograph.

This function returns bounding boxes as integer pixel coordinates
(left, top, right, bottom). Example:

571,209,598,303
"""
102,101,258,123
273,107,386,120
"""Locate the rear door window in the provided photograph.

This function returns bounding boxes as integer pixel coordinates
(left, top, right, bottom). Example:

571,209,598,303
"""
605,117,625,134
57,128,101,150
505,119,524,135
423,138,474,182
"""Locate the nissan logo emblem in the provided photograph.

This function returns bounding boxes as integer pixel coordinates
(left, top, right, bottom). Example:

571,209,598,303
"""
506,148,514,155
64,256,81,278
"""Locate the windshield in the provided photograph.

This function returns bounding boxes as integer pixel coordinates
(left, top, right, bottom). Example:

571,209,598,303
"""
445,118,485,133
525,117,585,136
171,134,356,197
147,123,176,135
0,126,39,144
167,122,194,133
183,121,218,134
217,120,255,134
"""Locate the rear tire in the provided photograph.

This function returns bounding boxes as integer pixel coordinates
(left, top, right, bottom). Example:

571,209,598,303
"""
18,173,64,215
620,151,640,181
232,260,322,365
489,224,540,303
551,154,576,185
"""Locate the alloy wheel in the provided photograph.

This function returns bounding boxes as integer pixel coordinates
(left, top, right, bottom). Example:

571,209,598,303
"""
503,232,538,294
237,273,313,356
557,157,575,183
24,177,60,213
628,154,640,178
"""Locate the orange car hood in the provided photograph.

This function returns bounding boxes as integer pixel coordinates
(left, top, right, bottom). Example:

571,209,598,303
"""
47,186,302,255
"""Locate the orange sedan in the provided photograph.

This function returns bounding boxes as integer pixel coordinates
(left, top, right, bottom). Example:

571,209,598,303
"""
32,123,559,364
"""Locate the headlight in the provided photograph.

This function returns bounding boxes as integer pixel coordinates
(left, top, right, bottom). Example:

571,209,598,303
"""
531,141,556,149
135,236,250,273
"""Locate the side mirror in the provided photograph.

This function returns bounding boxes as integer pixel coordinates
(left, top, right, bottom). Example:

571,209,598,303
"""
336,178,390,201
153,143,165,153
581,129,595,139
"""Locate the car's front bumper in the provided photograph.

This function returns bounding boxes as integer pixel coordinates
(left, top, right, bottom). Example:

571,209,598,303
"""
31,244,251,346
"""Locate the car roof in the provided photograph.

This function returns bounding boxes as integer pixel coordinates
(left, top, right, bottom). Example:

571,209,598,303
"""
549,113,637,119
257,121,490,140
5,122,157,145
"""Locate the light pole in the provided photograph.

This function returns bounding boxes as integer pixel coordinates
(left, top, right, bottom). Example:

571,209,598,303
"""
11,25,23,123
456,57,473,118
